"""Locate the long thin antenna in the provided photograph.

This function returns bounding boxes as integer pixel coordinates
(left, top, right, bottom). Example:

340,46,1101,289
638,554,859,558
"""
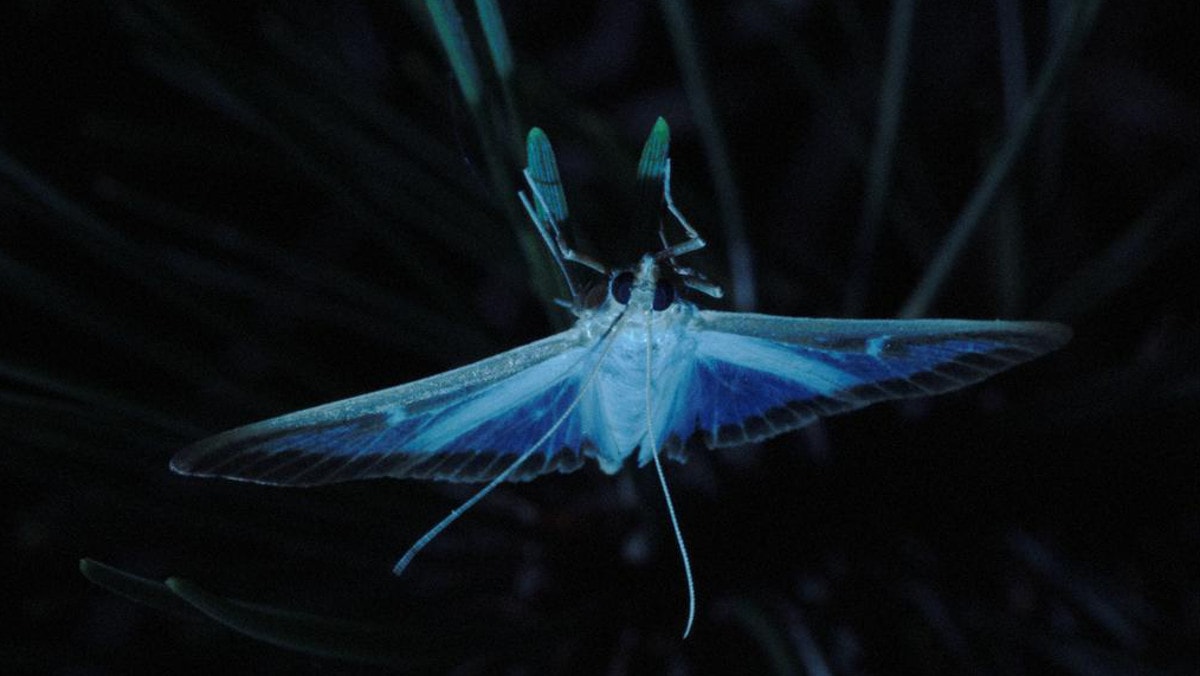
392,446,531,576
393,306,631,576
652,444,695,638
644,306,696,638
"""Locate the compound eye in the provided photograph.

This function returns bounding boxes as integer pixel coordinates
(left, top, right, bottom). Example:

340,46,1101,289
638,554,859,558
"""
610,271,634,304
652,280,675,311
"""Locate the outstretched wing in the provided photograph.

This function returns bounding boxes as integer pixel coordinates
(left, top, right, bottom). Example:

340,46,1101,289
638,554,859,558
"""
171,329,597,485
658,312,1071,450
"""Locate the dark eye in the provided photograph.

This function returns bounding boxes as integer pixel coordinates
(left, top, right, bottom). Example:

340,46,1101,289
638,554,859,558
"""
610,271,634,304
653,280,675,311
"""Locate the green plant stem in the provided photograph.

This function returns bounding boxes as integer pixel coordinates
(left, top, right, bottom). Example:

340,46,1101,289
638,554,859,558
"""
899,0,1103,318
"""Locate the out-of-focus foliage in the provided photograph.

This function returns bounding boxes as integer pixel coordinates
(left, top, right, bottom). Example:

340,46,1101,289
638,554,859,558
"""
2,0,1197,673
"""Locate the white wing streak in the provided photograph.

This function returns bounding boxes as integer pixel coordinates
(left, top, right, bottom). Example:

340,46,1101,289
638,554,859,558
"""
171,329,594,485
655,313,1072,451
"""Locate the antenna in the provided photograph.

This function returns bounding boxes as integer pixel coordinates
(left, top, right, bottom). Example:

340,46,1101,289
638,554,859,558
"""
643,303,697,638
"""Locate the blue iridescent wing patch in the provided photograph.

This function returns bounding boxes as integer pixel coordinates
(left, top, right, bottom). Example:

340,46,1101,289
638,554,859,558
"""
657,313,1072,451
171,330,595,485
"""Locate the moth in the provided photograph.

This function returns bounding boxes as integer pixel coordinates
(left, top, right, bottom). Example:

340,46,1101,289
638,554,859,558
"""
172,119,1070,636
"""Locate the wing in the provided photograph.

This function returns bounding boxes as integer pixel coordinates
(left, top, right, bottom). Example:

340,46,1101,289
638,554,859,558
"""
171,329,598,485
658,312,1071,451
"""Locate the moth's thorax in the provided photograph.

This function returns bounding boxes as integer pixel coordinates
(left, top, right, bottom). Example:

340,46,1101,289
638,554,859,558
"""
567,253,704,470
575,287,697,338
573,259,699,471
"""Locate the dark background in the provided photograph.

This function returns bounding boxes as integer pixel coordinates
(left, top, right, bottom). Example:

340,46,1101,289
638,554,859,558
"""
3,1,1197,673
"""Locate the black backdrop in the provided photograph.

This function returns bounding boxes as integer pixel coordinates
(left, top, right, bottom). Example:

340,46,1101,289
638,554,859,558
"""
2,1,1197,674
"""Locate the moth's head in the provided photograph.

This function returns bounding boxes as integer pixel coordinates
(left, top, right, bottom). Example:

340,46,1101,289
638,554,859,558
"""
577,251,720,314
608,254,676,312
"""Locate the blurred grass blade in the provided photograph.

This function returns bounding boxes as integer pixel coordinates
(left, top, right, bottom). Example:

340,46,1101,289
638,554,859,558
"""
1039,171,1199,320
2,362,202,438
750,0,943,275
83,558,467,665
0,148,264,343
473,0,512,77
659,0,756,310
92,178,493,359
165,577,413,665
729,598,803,676
995,0,1030,127
989,192,1024,316
0,247,269,413
899,0,1104,318
422,0,504,187
425,0,482,108
842,0,917,316
423,0,562,316
117,7,473,289
79,559,206,622
990,0,1031,316
904,583,970,660
782,606,834,676
473,0,522,144
1008,532,1140,648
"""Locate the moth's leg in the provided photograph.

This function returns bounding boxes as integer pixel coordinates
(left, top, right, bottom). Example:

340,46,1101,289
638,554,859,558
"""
657,160,725,299
523,169,607,276
660,159,708,259
680,275,724,299
519,188,581,302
